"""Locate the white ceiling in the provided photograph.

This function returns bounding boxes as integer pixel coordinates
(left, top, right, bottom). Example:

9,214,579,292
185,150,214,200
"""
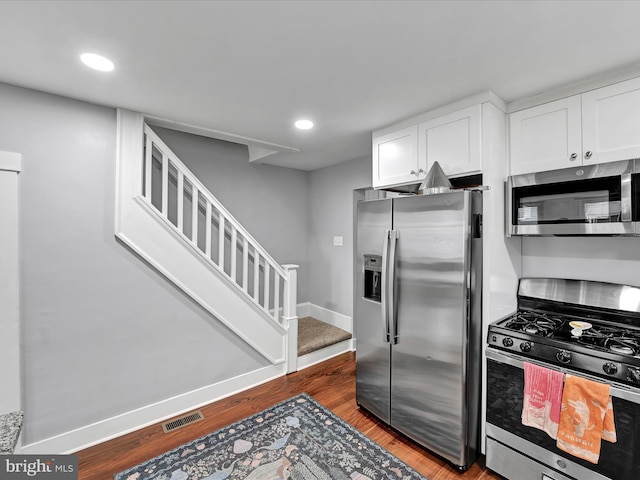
2,0,640,171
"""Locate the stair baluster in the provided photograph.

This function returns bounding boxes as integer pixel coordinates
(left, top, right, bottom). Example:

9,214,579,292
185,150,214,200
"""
141,123,294,330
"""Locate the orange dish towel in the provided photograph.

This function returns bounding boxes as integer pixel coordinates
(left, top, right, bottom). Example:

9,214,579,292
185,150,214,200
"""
556,374,617,463
521,362,564,439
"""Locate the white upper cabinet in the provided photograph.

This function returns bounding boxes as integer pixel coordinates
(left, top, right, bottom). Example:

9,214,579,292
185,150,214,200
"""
509,76,640,175
418,104,482,177
581,77,640,165
372,103,487,189
372,125,420,189
509,96,582,175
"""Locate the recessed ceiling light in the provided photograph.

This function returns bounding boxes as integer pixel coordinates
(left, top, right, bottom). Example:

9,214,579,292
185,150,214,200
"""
295,119,314,130
80,53,114,72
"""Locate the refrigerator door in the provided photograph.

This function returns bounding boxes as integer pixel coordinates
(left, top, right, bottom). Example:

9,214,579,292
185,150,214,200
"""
389,191,475,467
355,198,393,423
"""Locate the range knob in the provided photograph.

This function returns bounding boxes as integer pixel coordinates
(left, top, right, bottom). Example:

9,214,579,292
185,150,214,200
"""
502,337,514,347
603,362,618,375
556,349,572,364
627,367,640,385
520,341,532,353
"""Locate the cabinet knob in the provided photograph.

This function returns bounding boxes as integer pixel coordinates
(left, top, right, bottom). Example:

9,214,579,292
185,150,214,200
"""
585,151,593,159
418,168,424,174
570,153,578,160
410,170,417,175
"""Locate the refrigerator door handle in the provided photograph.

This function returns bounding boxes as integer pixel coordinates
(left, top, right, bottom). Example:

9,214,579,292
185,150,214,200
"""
388,230,399,345
381,230,391,343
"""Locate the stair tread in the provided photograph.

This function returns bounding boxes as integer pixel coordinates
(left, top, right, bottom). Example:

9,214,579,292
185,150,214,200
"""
297,317,352,356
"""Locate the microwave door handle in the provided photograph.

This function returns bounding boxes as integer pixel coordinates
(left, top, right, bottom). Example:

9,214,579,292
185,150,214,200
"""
381,231,390,343
505,178,514,237
621,173,632,222
388,230,399,345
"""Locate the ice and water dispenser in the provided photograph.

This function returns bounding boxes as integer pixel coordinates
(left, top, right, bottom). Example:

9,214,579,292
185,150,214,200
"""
363,254,382,302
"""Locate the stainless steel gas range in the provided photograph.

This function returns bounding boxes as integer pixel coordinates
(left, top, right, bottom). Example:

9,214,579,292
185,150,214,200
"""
486,278,640,480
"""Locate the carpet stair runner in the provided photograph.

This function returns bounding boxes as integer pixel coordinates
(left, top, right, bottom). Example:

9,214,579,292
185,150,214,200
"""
297,317,351,356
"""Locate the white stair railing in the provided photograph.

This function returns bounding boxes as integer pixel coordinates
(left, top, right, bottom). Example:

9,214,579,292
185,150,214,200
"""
141,124,295,328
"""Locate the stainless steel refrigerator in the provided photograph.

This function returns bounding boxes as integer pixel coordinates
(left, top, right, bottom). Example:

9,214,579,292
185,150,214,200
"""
355,190,482,471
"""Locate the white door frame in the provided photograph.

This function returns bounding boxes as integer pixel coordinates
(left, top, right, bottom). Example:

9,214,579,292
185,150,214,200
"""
0,151,22,450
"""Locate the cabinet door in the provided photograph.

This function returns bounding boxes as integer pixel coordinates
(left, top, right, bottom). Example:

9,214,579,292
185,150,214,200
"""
509,95,582,175
372,125,419,188
418,104,482,177
582,77,640,165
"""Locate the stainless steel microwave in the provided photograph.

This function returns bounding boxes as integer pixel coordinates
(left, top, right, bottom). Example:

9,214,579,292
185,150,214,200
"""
506,159,639,236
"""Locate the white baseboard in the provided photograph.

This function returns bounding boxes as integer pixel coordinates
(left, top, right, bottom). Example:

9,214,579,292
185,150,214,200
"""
22,363,286,455
297,338,355,371
296,303,352,333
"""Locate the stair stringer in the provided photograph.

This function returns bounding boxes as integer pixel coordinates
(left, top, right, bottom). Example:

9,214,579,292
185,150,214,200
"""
115,109,287,364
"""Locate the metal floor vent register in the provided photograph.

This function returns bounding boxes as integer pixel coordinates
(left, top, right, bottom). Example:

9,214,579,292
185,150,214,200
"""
162,410,204,433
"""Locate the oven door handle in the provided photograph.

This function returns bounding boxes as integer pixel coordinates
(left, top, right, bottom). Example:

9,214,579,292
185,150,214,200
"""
486,348,640,403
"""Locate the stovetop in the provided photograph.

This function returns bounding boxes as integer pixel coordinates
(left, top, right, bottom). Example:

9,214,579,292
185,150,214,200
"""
487,278,640,387
489,311,640,386
501,310,640,357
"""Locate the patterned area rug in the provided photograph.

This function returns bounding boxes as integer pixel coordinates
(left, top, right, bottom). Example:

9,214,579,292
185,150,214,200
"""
115,393,428,480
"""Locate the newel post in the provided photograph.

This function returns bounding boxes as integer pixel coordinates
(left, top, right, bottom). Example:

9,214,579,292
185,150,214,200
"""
282,264,299,373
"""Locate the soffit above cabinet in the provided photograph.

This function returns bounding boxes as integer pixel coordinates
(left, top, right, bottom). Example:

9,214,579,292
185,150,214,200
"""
507,63,640,114
373,91,506,137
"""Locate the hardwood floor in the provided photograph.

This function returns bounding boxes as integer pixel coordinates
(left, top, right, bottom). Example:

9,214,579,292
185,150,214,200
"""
76,352,503,479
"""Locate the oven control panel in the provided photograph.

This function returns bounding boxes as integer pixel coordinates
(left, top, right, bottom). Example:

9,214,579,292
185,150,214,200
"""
488,330,640,386
489,332,536,356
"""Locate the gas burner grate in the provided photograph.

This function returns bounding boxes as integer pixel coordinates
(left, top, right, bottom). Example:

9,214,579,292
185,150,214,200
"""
503,311,565,337
578,327,640,356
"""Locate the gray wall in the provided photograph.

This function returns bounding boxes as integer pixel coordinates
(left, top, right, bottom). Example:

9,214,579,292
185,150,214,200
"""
308,156,371,316
152,127,310,303
0,83,268,445
522,237,640,286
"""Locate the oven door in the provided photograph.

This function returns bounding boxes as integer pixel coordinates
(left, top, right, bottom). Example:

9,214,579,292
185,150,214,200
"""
486,348,640,480
506,160,634,236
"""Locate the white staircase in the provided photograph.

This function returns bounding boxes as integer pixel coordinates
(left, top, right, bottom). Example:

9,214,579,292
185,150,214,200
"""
115,109,299,371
